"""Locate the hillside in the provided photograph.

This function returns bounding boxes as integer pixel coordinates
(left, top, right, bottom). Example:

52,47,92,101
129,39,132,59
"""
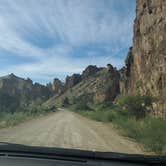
45,64,120,106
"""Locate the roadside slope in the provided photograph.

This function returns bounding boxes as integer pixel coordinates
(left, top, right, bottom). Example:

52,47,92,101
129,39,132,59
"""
0,109,148,154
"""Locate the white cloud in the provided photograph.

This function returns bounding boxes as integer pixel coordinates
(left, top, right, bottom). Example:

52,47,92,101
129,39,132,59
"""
0,0,135,83
0,0,135,47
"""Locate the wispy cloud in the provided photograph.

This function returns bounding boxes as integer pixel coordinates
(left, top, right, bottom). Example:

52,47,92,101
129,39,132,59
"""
0,52,124,83
0,0,135,83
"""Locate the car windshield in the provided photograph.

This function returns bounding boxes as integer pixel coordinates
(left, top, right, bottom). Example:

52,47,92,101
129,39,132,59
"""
0,0,165,156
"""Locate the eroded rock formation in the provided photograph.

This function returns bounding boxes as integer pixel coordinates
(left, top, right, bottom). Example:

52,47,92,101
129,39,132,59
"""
47,78,64,95
65,74,82,88
81,65,102,79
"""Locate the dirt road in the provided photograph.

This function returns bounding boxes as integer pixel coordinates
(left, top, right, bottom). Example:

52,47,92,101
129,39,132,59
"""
0,109,147,154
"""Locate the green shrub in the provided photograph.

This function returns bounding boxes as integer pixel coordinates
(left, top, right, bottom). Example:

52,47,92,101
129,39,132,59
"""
72,93,93,104
116,118,143,139
115,95,155,119
0,111,28,127
95,101,113,111
71,94,94,111
71,102,92,111
88,111,103,121
62,97,70,107
139,117,166,154
106,110,122,122
0,89,20,113
0,105,57,128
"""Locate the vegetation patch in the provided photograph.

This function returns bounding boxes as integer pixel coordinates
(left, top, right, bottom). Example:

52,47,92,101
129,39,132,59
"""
115,95,156,119
0,105,57,128
69,95,166,155
0,89,20,113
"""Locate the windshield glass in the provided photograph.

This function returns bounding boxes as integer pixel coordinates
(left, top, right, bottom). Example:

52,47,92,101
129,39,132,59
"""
0,0,165,156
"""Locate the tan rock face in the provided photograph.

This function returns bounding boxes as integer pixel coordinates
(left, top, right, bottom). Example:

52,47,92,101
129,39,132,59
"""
81,65,102,79
65,74,82,88
52,79,65,94
93,66,120,103
121,0,166,117
47,78,64,95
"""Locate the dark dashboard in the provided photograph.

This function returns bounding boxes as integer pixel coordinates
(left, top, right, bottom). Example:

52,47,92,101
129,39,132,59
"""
0,143,165,166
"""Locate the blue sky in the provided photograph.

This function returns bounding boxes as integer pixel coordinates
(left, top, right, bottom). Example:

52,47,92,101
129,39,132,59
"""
0,0,136,84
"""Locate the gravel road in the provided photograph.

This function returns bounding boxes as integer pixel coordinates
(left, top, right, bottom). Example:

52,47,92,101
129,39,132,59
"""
0,109,148,154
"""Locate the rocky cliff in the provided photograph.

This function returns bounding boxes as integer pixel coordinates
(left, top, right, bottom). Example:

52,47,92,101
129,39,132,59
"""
65,74,82,89
0,73,52,112
47,78,65,95
81,65,103,79
64,65,103,89
120,0,166,117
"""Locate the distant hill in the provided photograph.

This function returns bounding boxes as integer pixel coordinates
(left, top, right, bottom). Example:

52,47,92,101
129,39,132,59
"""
0,73,52,112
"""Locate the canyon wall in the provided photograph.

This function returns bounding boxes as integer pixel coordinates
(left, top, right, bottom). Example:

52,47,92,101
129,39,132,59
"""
120,0,166,117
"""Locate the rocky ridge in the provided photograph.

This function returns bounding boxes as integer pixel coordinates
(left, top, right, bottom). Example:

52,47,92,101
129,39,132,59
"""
0,73,52,112
47,78,65,95
45,64,120,105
